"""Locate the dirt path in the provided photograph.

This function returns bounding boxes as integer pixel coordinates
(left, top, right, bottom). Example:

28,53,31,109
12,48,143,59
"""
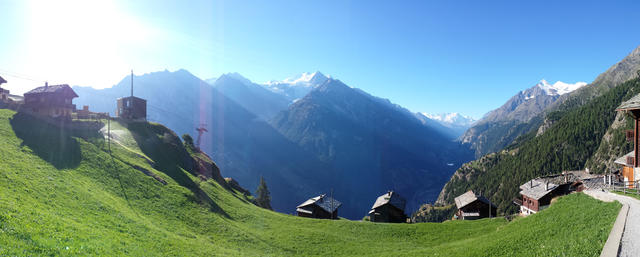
585,189,640,257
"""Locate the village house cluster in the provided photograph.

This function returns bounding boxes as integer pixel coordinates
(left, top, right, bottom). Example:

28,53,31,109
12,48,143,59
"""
449,94,640,219
0,73,146,122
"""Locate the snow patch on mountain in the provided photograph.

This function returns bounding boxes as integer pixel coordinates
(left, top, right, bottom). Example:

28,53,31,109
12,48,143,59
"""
537,79,587,96
421,112,476,127
262,71,330,102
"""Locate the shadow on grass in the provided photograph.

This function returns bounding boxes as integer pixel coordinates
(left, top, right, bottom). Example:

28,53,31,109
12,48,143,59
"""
124,121,230,219
9,112,103,169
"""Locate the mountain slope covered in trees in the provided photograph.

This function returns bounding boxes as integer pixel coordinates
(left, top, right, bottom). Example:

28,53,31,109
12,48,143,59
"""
437,77,640,213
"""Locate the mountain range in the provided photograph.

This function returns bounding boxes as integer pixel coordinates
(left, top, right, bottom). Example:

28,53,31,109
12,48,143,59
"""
73,70,473,219
435,44,640,215
461,79,587,157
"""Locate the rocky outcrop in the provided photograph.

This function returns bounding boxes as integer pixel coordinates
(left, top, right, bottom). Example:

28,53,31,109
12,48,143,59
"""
224,178,251,196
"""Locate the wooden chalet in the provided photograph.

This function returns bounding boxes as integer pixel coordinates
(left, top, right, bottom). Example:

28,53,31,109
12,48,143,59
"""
23,83,77,119
296,194,341,219
516,171,601,216
614,151,636,188
518,179,563,215
368,191,407,223
0,75,8,102
615,94,640,188
454,190,496,220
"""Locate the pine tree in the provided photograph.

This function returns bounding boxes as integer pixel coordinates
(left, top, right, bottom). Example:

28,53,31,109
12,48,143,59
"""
255,176,272,210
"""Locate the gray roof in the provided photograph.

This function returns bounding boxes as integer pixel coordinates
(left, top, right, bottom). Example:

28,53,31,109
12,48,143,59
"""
0,76,6,84
519,179,559,200
615,151,634,166
7,94,23,102
297,194,341,213
454,190,495,209
25,84,78,97
117,96,147,102
370,191,406,211
618,93,640,111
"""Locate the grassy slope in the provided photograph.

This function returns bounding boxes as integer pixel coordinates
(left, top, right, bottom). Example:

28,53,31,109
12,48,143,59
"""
0,109,620,256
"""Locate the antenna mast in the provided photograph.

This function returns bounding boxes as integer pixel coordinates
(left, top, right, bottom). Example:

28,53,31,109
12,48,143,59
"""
130,69,134,97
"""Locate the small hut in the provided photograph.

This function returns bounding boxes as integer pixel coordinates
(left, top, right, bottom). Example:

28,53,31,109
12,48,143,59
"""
368,191,407,223
454,191,496,220
117,96,147,120
296,194,341,219
116,71,147,120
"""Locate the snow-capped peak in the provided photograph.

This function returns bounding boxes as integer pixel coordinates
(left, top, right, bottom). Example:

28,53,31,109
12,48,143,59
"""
262,71,331,102
266,71,329,87
536,79,587,96
421,112,476,127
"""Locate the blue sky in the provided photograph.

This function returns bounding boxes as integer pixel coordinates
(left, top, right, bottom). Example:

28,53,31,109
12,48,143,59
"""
1,0,640,118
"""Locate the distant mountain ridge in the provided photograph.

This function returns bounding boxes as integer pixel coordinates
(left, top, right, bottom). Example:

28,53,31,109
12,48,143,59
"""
271,78,473,216
73,69,473,219
207,73,289,120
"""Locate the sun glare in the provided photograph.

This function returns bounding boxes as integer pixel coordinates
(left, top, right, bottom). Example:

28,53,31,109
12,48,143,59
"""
22,0,154,89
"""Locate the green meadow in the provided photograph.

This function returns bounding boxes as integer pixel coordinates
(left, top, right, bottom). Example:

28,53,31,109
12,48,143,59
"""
0,109,620,256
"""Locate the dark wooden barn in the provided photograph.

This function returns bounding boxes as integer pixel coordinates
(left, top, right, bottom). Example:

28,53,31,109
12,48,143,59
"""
296,194,341,219
116,96,147,120
454,191,497,220
368,191,407,223
23,83,77,119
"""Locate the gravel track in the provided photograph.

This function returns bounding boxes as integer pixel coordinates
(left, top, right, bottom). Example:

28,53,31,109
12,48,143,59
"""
585,189,640,257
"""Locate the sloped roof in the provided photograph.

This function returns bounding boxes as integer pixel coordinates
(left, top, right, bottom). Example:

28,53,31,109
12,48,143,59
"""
454,190,495,209
0,76,6,84
117,95,147,102
519,179,559,200
297,194,341,213
25,84,78,97
370,191,406,211
615,151,634,166
618,93,640,111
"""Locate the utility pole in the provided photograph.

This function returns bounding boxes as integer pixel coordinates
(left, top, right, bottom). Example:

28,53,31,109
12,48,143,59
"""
330,188,334,219
108,117,111,154
196,124,208,149
488,195,492,218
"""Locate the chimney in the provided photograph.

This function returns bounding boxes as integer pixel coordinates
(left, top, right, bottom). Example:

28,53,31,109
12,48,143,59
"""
45,81,48,88
545,180,549,191
530,179,533,187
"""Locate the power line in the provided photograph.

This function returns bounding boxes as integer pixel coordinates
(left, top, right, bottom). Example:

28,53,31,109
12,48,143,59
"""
0,68,46,83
